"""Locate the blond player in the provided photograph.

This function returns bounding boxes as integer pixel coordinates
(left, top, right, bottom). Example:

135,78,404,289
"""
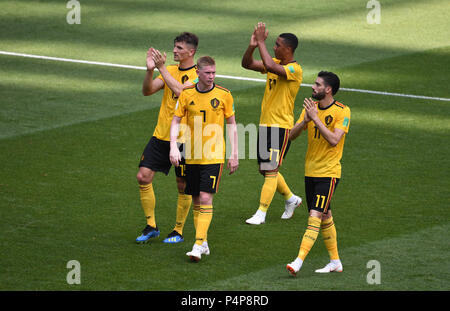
170,56,238,261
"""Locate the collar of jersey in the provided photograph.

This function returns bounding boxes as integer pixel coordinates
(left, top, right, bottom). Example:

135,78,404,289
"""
318,100,336,110
195,83,215,93
178,64,196,71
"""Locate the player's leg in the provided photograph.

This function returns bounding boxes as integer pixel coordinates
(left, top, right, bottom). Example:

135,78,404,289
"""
163,156,192,244
186,164,222,261
135,137,171,243
137,166,156,225
287,177,322,275
248,127,301,224
195,191,213,246
195,164,221,246
278,172,302,219
184,164,204,261
192,195,201,236
136,166,160,243
187,191,212,262
315,178,343,273
246,126,278,225
275,130,302,219
246,167,278,225
184,164,200,237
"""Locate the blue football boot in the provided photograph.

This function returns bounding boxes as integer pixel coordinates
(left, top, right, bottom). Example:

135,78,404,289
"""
136,225,160,243
163,230,184,244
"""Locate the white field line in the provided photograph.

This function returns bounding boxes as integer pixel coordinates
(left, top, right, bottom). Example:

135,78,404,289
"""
1,50,449,102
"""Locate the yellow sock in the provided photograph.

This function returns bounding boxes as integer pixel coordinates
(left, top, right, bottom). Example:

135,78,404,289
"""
193,205,200,231
139,183,156,227
277,172,293,200
258,172,278,212
173,192,192,235
195,205,213,245
321,217,339,260
298,216,322,260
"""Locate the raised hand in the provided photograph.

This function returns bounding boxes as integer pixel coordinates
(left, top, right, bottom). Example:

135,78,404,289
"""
151,49,166,70
249,29,258,47
303,98,318,121
146,47,156,71
254,22,269,43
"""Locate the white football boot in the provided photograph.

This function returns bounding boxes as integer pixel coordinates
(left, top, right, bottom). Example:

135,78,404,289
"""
281,195,302,219
286,258,303,277
201,241,210,255
186,242,210,262
315,260,343,273
245,210,266,225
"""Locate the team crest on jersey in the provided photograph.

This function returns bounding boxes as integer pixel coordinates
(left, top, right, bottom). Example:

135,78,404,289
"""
325,115,333,126
210,98,220,109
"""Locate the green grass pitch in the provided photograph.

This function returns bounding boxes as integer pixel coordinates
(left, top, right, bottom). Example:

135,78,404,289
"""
0,0,449,292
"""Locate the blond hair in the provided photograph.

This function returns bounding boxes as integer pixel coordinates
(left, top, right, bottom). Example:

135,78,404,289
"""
197,56,215,69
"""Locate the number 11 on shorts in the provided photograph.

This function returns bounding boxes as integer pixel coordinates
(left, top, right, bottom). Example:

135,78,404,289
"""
315,195,326,210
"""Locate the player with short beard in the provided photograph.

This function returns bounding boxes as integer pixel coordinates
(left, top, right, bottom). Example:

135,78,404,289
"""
286,71,351,276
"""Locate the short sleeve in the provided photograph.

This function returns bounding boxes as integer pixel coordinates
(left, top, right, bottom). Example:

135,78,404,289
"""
283,62,302,82
224,93,235,119
334,107,351,133
174,92,187,118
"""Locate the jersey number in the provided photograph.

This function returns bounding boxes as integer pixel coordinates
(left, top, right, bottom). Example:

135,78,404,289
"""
210,175,216,189
269,148,280,163
314,126,321,139
179,164,186,177
315,195,326,210
268,78,277,90
200,110,206,122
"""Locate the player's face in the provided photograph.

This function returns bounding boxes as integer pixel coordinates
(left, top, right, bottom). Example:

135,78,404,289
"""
197,65,216,87
173,41,194,62
311,77,327,100
273,37,288,59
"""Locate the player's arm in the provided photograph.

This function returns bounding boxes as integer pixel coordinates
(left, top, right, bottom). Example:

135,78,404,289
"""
254,22,287,78
169,115,182,166
142,47,165,96
152,49,192,97
241,28,265,73
226,115,239,174
304,98,345,147
290,120,307,141
290,108,310,141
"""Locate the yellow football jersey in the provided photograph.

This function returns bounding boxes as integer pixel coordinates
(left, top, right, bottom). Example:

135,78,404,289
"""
297,101,351,178
152,64,198,141
174,84,235,165
259,58,303,129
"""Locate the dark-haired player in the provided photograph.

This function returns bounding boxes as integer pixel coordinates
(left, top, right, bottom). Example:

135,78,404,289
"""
241,22,303,225
136,32,199,244
286,71,351,276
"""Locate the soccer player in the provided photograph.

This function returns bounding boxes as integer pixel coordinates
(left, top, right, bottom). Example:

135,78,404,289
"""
286,71,351,276
241,22,303,225
136,32,199,244
169,56,238,261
